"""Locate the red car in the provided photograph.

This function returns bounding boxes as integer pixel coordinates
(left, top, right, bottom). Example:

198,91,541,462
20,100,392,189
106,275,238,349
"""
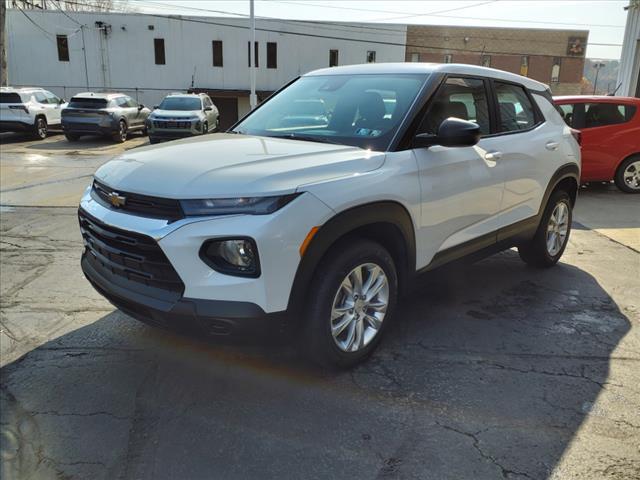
554,95,640,193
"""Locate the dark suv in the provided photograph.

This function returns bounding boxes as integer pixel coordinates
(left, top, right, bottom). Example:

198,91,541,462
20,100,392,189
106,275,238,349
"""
62,92,151,143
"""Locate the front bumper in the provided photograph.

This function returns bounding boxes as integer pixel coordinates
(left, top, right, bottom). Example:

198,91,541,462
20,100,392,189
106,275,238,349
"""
81,253,284,337
78,185,335,335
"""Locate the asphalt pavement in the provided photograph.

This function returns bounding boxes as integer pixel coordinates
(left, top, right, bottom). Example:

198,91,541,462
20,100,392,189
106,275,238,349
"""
1,132,638,480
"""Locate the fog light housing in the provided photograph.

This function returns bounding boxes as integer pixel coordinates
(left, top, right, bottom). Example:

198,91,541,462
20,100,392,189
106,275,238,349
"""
199,238,260,277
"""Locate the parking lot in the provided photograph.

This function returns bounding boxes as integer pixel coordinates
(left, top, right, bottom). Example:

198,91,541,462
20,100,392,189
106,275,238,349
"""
1,132,639,479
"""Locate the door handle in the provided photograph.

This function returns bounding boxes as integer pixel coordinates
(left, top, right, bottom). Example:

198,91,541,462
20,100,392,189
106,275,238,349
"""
545,141,559,151
485,151,502,161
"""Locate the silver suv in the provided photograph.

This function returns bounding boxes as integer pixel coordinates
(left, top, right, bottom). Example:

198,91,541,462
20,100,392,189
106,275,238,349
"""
0,87,66,139
147,93,219,144
61,92,150,143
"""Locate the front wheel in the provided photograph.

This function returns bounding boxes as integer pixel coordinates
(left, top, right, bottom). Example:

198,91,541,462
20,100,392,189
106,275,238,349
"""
65,133,80,142
33,117,47,140
202,121,208,135
113,120,127,143
614,156,640,193
302,239,398,369
518,190,572,268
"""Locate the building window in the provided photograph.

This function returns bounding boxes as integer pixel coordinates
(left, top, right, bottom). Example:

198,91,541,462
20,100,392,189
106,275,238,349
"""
444,54,453,63
551,57,561,82
212,40,223,67
154,38,165,65
409,52,420,62
248,41,259,67
267,42,277,69
56,35,69,62
366,51,376,63
520,56,529,76
481,55,491,67
329,49,339,67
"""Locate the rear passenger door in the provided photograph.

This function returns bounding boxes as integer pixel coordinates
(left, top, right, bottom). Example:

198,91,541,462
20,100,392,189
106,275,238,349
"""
413,76,505,263
489,80,557,227
44,91,63,125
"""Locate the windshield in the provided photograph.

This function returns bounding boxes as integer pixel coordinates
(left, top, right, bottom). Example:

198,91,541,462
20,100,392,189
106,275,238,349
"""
159,97,202,111
233,74,428,150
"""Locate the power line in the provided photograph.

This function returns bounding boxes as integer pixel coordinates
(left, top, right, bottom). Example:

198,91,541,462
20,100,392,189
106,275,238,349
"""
269,0,625,28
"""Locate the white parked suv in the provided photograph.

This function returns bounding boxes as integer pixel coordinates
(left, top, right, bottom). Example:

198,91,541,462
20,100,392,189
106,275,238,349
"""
0,87,66,139
78,64,580,368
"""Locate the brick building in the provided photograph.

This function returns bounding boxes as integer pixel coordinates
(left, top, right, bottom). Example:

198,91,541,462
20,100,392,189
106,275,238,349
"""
405,25,589,94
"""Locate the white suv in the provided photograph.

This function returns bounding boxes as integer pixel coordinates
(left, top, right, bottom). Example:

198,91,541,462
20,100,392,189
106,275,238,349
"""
0,87,66,139
78,64,580,368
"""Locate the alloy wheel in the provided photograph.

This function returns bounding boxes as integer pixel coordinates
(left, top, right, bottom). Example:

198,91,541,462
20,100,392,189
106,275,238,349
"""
622,160,640,191
546,201,569,256
119,121,127,142
36,118,47,139
330,263,389,353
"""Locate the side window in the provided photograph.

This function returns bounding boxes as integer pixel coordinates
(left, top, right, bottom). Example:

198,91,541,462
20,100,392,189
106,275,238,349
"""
494,81,537,132
46,92,61,104
584,103,637,128
126,97,138,108
418,77,491,135
203,97,212,108
34,92,48,104
558,104,575,127
116,97,129,108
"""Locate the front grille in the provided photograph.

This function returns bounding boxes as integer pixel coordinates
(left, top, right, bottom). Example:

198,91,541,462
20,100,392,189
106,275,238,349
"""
92,180,184,222
79,209,184,296
154,120,191,129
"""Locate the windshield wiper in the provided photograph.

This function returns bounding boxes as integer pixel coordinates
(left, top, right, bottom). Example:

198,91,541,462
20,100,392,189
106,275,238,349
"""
268,133,344,146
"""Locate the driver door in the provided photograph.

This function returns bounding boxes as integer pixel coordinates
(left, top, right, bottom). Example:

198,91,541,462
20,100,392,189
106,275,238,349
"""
412,76,505,267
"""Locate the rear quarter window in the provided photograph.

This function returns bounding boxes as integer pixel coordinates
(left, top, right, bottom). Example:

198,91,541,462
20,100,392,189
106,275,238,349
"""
68,97,109,109
0,92,24,103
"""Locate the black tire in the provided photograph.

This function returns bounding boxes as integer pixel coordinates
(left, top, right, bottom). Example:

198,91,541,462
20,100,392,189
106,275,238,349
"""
614,155,640,193
518,190,572,268
301,238,398,369
202,122,208,135
149,137,160,145
33,116,47,140
65,133,80,142
113,120,127,143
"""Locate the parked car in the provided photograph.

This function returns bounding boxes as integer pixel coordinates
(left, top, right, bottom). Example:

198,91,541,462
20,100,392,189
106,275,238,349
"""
78,63,580,368
554,95,640,193
147,93,219,144
0,86,66,139
62,92,150,143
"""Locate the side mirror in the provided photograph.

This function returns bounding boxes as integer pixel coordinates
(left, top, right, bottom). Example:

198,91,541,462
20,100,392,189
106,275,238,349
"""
153,105,159,110
413,117,481,149
138,104,145,110
204,106,213,111
59,98,66,104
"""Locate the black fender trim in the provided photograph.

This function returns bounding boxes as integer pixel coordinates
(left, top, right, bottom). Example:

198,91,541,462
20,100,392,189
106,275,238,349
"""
287,201,416,314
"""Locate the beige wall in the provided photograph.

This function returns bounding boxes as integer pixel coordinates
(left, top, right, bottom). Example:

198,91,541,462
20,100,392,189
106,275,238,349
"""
406,25,588,94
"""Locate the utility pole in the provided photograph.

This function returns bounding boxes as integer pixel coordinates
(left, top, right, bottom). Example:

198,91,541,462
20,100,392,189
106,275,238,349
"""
1,0,8,86
592,61,605,95
249,0,257,109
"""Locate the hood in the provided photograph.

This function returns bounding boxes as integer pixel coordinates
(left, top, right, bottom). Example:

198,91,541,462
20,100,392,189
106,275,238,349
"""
94,133,385,198
150,109,202,119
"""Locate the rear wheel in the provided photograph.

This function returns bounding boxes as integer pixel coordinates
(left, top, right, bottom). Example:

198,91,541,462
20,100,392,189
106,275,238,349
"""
65,133,80,142
614,155,640,193
301,239,397,369
113,120,127,143
518,190,572,268
33,117,47,140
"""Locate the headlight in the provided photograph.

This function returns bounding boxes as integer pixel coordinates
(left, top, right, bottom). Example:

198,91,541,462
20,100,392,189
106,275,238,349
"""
200,238,260,277
180,194,300,216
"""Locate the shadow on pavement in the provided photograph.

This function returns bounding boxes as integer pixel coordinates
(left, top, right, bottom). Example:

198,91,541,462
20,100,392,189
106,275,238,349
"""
0,251,631,479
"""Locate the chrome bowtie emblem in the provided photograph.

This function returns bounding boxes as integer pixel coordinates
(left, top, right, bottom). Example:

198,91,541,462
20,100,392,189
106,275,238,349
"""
108,191,126,208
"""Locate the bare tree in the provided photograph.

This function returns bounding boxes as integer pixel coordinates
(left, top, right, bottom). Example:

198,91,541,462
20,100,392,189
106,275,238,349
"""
11,1,134,12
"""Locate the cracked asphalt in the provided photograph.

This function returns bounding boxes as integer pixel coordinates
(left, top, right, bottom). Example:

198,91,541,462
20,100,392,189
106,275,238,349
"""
1,132,639,480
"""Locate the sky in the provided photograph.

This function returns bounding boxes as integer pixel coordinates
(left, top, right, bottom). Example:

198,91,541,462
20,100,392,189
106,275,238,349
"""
127,0,631,60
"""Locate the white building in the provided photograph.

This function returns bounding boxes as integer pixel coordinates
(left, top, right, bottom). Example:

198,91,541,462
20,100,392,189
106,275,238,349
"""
617,0,640,97
5,9,406,127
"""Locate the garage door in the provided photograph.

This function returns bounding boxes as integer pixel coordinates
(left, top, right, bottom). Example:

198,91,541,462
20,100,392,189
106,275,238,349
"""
210,97,238,131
